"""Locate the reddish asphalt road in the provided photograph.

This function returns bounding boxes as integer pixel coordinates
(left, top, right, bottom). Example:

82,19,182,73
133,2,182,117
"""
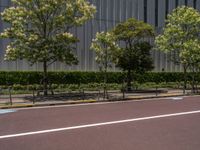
0,96,200,150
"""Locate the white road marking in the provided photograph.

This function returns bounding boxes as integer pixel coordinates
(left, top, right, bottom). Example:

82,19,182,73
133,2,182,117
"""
0,110,200,139
0,109,17,114
172,97,183,100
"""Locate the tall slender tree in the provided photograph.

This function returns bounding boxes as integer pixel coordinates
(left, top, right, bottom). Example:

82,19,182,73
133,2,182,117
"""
91,31,120,98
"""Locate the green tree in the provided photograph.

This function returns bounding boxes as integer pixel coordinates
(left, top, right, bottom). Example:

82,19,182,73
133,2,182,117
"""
1,0,96,95
91,31,120,98
155,6,200,94
182,39,200,93
112,18,154,91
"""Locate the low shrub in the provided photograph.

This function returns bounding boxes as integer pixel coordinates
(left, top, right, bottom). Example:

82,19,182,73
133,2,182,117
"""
0,71,199,86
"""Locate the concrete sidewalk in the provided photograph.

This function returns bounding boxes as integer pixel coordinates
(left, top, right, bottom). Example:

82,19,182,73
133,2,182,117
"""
0,89,188,109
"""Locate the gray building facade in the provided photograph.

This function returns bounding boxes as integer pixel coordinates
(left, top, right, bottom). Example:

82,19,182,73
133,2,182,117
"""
1,0,200,72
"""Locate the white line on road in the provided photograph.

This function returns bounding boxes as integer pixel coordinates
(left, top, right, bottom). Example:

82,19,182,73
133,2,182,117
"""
1,110,200,139
0,109,17,114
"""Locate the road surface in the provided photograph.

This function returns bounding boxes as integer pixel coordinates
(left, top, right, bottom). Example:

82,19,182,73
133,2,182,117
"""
0,96,200,150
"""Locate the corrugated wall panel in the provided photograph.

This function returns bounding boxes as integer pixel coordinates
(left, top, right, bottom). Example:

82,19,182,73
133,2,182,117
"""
1,0,200,72
197,0,200,10
138,0,144,21
188,0,194,7
167,0,174,72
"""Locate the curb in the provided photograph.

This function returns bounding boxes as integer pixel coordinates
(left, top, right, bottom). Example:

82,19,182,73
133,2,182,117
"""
0,93,187,109
0,99,98,109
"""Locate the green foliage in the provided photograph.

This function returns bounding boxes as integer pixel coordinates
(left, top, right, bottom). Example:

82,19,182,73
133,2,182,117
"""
116,42,154,73
155,6,200,93
112,18,154,72
0,71,200,86
91,31,120,71
1,0,96,94
0,71,125,85
113,18,154,42
135,72,184,83
0,83,123,95
0,81,194,95
91,31,120,98
1,0,96,66
111,18,154,89
1,0,96,65
155,6,200,67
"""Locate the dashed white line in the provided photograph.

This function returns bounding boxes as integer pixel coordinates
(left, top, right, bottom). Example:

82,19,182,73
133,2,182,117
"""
1,110,200,139
0,109,17,114
172,97,183,100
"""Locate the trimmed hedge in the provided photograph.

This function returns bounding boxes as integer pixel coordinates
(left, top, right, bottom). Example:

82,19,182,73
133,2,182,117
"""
0,71,124,85
0,71,199,85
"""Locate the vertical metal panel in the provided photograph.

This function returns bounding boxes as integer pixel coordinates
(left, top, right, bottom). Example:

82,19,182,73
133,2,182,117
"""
1,0,200,72
107,0,113,22
188,0,194,7
71,27,78,71
132,0,139,19
167,0,175,72
115,0,121,22
138,0,144,21
101,0,107,21
0,0,9,70
156,0,165,72
169,0,180,72
179,0,185,5
86,20,93,70
196,0,200,10
77,25,84,71
121,0,126,21
158,0,166,28
169,0,175,13
89,20,95,71
147,0,155,25
83,23,88,71
0,2,4,70
127,0,132,19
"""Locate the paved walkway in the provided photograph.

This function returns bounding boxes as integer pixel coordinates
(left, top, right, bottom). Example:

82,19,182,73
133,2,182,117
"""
0,89,187,109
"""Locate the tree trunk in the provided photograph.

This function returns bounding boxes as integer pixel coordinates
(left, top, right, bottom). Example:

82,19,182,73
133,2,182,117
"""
183,64,187,95
43,60,48,96
103,70,107,99
191,66,195,94
103,47,108,99
127,69,132,91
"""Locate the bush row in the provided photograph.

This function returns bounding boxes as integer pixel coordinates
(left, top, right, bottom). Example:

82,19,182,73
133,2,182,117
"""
0,71,124,85
0,83,121,91
0,71,200,85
